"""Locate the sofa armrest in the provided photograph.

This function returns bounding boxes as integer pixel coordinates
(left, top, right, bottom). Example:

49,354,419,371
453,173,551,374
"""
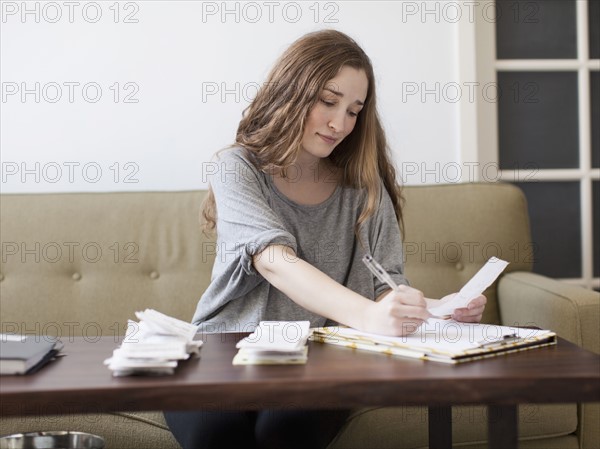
498,271,600,354
498,272,600,449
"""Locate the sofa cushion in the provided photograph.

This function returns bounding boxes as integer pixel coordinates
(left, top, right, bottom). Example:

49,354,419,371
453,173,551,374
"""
0,404,578,449
0,412,179,449
328,404,577,449
0,191,212,338
403,183,532,324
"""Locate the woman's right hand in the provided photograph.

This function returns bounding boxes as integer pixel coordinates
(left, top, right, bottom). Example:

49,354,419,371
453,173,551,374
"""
362,285,431,336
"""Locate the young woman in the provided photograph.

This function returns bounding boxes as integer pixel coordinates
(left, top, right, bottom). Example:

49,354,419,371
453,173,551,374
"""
165,29,486,449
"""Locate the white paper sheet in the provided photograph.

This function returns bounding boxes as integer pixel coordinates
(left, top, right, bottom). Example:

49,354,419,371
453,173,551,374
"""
236,321,311,351
428,257,509,316
312,319,554,357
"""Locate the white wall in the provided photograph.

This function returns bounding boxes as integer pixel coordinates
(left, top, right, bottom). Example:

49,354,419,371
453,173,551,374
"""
1,1,474,193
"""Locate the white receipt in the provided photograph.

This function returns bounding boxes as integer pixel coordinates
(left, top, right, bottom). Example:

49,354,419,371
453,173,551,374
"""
236,321,311,352
428,257,509,317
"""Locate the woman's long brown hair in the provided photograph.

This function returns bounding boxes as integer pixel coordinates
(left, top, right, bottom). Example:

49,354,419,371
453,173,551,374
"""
202,30,404,240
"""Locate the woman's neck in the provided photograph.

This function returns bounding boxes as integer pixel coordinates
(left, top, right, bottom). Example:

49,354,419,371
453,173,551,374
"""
271,157,341,206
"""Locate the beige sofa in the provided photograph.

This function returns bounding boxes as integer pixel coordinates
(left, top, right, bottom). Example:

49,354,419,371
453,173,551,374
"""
1,183,598,449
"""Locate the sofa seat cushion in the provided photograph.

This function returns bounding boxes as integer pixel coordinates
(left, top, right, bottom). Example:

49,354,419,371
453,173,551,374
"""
0,404,577,449
120,404,577,448
0,412,179,449
328,404,577,449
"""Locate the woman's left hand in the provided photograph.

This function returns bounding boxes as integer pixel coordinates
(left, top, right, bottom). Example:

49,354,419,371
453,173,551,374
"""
450,294,487,323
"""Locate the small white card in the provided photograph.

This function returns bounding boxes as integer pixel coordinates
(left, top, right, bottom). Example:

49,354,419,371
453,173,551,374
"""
428,257,509,317
135,309,198,341
236,321,311,352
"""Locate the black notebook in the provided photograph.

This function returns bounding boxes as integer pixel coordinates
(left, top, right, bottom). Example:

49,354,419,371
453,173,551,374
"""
0,336,62,375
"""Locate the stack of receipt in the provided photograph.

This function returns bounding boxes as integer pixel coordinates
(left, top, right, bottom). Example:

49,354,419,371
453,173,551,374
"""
233,321,311,365
104,309,202,376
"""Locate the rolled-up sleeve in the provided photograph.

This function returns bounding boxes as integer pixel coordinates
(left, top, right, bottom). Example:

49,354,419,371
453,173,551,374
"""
209,149,297,277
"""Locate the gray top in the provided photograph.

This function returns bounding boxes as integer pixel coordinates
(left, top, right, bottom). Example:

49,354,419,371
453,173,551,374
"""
193,147,408,332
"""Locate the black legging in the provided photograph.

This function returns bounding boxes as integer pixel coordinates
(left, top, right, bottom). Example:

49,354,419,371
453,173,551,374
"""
164,408,350,449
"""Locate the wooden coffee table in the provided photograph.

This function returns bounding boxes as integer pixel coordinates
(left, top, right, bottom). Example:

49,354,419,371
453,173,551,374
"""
1,333,599,449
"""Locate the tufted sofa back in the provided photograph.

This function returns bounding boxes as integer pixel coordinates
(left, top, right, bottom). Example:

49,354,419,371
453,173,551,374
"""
402,183,532,323
0,183,532,336
0,191,212,338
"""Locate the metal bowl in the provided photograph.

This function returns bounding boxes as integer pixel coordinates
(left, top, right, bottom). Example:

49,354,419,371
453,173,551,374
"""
0,431,104,449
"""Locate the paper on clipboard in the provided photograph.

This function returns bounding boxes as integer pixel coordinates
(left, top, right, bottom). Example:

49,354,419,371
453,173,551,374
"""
428,257,509,317
310,319,556,364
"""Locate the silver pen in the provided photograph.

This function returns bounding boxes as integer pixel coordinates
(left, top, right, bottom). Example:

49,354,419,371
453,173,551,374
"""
362,254,400,292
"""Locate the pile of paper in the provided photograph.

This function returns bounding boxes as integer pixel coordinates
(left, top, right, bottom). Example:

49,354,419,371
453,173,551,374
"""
233,321,311,365
104,309,202,376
